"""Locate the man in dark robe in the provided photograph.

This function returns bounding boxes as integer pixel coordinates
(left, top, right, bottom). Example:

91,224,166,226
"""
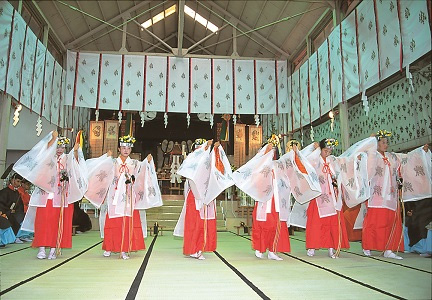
0,173,24,236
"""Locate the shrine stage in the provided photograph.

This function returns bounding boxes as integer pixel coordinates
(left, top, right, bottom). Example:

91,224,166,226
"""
1,231,430,299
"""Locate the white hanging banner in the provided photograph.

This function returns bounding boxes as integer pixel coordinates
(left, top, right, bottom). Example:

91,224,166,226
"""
213,59,233,114
308,52,320,122
291,69,301,131
74,52,99,109
287,76,293,132
277,60,289,114
299,61,310,126
50,62,63,126
145,55,167,112
356,1,380,90
19,27,37,109
235,60,255,114
375,0,402,80
317,39,331,116
121,54,144,111
399,0,431,67
31,40,46,116
341,12,360,101
42,51,55,120
328,25,343,107
98,54,122,110
256,60,276,114
167,57,189,113
6,11,26,101
0,1,14,92
190,58,211,114
58,69,66,127
64,50,76,106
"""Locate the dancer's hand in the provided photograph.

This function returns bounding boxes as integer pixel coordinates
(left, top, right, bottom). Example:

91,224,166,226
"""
107,150,113,157
423,144,429,152
214,141,220,148
313,142,319,149
48,130,59,148
205,139,213,150
147,154,152,162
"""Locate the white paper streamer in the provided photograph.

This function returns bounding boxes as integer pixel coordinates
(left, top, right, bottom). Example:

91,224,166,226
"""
118,111,122,124
36,116,42,136
361,90,369,116
254,114,260,127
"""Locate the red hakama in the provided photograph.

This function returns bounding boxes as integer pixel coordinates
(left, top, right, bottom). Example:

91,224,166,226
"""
362,206,404,251
252,197,290,253
32,199,74,248
183,191,217,255
306,199,349,250
103,210,145,252
342,202,362,241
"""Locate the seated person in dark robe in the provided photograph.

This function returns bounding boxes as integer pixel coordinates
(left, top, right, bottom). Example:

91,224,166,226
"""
0,213,16,247
404,198,432,256
73,201,92,233
0,173,24,238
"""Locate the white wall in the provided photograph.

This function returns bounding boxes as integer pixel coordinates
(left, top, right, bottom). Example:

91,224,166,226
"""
7,105,58,151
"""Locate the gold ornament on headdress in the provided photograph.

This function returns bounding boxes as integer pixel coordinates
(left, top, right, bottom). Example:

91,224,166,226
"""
376,130,392,140
119,135,136,147
193,138,207,146
286,139,301,152
325,138,339,149
57,137,70,147
267,134,282,147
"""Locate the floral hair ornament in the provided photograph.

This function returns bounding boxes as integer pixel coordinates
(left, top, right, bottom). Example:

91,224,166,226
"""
192,138,207,148
286,139,301,152
119,135,136,147
376,129,392,141
325,138,339,149
267,134,282,147
57,136,70,147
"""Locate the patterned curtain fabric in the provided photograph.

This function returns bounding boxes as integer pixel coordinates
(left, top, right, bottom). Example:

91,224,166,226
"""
356,0,380,91
290,69,301,130
375,0,402,80
328,25,343,106
341,12,360,101
277,60,289,115
190,58,211,114
5,12,26,101
235,60,255,114
399,0,431,67
213,59,233,114
299,61,310,126
317,40,331,116
167,57,189,113
308,52,320,122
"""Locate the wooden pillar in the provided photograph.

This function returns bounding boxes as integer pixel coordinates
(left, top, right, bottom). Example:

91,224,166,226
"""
0,94,12,186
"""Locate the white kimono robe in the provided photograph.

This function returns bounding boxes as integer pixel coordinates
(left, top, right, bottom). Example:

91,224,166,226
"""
174,145,234,237
354,144,431,228
84,155,162,236
291,137,376,228
13,131,88,232
232,145,321,224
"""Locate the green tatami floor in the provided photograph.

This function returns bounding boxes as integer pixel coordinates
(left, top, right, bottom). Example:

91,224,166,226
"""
1,231,431,300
